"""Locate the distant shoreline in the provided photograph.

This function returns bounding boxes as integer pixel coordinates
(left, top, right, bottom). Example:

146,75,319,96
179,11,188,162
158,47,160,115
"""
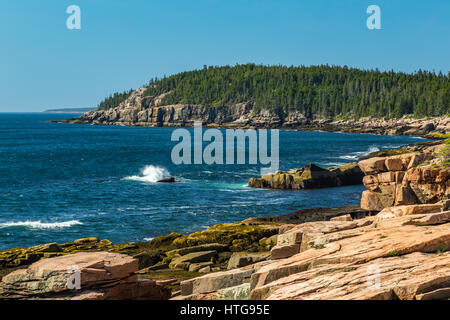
55,86,450,139
57,114,450,140
43,107,94,113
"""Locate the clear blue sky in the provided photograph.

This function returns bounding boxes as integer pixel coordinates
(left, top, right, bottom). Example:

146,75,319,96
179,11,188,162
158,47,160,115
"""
1,0,449,112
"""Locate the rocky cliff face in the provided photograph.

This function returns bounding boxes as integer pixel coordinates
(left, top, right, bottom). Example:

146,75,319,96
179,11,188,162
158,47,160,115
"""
64,88,283,128
358,144,450,211
60,88,450,136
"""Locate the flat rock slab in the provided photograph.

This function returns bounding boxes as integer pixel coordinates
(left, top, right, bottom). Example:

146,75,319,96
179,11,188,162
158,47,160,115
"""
166,243,227,258
181,260,272,296
169,250,217,269
174,283,251,301
251,252,450,300
2,252,137,293
227,252,270,269
378,203,443,217
271,244,301,260
0,252,171,300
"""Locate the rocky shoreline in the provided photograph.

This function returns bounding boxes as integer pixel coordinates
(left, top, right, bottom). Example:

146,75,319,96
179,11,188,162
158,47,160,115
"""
247,140,444,191
176,139,450,300
55,88,450,138
248,162,364,190
0,205,373,300
1,137,449,300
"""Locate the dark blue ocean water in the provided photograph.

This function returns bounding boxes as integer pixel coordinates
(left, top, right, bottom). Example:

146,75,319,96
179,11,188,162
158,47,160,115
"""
0,113,427,250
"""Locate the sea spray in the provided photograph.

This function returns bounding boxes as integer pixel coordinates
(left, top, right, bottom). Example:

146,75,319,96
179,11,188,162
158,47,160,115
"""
124,165,171,183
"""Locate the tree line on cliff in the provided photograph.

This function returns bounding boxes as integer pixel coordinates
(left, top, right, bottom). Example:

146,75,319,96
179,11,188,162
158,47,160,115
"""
97,64,449,119
97,89,133,111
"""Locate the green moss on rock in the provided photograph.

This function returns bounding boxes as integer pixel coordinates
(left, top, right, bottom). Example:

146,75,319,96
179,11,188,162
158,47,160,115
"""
145,232,182,249
171,223,278,252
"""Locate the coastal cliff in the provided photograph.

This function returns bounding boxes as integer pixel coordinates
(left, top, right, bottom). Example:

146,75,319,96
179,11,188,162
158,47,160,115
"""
59,87,450,137
57,64,450,136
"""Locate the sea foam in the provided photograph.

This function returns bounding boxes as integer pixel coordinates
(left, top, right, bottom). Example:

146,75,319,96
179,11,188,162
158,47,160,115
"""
0,220,82,229
124,165,171,183
339,146,380,161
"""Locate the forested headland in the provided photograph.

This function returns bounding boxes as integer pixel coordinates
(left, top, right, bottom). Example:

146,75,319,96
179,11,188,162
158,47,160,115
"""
97,64,449,119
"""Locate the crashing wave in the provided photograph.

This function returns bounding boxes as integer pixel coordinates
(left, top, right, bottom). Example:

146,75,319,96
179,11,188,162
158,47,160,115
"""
123,165,171,183
0,220,82,229
339,146,380,161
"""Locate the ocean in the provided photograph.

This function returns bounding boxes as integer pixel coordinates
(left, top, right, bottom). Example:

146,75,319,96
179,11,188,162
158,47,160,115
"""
0,113,427,250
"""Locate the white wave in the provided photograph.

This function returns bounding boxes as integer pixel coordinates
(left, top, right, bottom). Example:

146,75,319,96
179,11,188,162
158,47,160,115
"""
364,146,380,154
124,165,171,183
143,237,154,241
338,155,359,161
0,220,82,229
380,144,402,149
339,146,380,162
320,162,347,167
